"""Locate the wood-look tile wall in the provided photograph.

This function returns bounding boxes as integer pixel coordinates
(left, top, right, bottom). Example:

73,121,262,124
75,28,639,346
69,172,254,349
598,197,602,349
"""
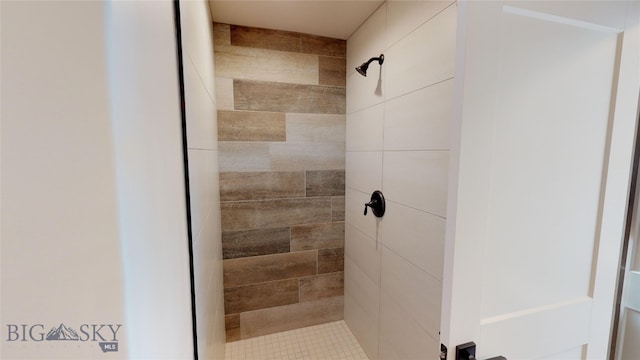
213,23,346,342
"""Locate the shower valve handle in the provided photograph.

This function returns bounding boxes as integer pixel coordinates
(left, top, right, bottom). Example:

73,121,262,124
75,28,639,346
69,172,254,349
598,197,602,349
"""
363,190,386,218
364,200,377,215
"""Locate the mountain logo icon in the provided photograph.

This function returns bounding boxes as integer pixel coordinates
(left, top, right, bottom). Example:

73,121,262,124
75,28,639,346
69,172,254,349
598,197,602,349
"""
45,323,80,341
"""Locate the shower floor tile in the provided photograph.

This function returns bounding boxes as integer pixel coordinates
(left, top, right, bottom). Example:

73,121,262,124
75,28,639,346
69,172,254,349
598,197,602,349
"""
224,320,370,360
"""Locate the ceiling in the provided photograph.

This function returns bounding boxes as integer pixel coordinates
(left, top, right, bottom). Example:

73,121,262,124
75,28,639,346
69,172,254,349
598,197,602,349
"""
208,1,385,40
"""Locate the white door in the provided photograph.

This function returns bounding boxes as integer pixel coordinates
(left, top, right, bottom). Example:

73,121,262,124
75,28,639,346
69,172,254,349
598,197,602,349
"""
441,1,640,359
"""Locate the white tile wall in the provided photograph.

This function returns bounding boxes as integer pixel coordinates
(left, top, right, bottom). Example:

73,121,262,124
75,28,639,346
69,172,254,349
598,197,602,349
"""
345,258,382,330
344,292,379,360
380,247,441,341
192,211,216,305
345,2,456,358
346,5,387,75
194,210,223,348
383,79,453,151
385,3,457,99
386,0,454,48
346,5,388,114
188,149,217,237
345,151,383,193
382,151,449,217
184,56,218,151
346,71,386,114
344,224,381,360
346,104,384,151
180,1,225,359
379,201,445,279
344,265,381,360
378,290,440,359
345,224,381,286
180,0,216,98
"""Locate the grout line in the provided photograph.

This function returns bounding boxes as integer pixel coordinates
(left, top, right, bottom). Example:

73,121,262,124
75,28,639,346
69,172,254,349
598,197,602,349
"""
385,1,457,51
345,76,454,116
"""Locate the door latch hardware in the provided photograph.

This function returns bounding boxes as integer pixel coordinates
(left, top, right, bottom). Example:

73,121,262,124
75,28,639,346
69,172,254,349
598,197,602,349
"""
440,344,447,360
456,342,476,360
454,341,507,360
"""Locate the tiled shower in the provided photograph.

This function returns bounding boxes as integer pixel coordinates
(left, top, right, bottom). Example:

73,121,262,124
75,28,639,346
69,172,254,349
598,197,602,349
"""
181,0,457,358
6,1,636,359
213,23,347,342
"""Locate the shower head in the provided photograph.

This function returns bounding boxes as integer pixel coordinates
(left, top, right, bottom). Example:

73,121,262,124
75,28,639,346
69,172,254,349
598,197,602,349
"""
355,63,369,76
355,54,384,77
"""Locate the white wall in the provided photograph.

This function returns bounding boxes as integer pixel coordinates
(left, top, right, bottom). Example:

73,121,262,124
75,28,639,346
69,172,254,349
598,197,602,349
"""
344,1,457,359
179,0,226,358
1,1,197,358
1,2,126,358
